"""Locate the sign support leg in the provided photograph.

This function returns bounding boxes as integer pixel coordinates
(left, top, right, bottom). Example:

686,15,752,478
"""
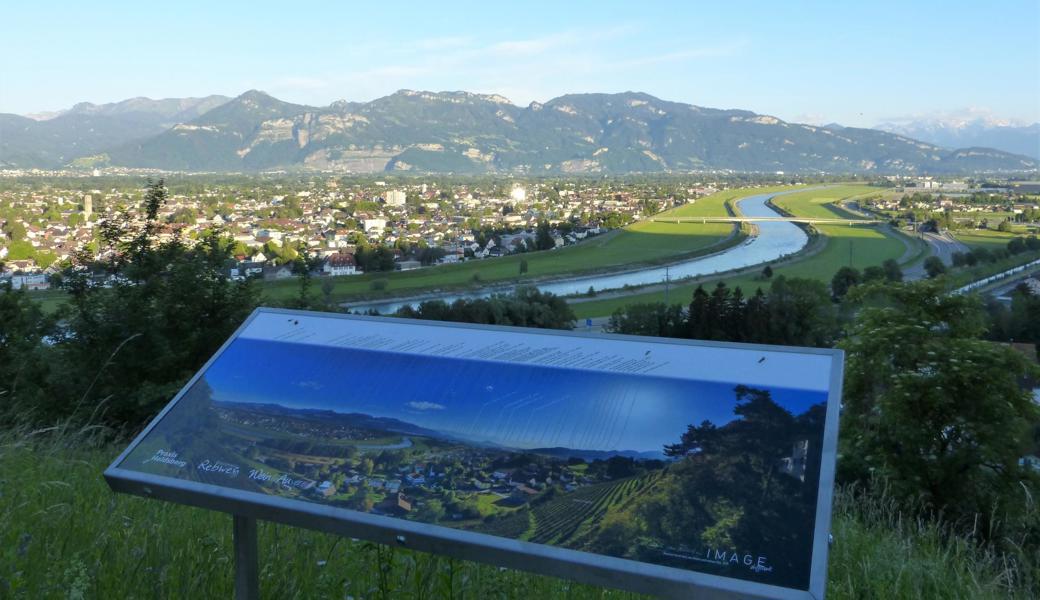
233,514,259,600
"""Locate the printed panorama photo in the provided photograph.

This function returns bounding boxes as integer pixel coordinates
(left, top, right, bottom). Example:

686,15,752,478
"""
123,337,829,590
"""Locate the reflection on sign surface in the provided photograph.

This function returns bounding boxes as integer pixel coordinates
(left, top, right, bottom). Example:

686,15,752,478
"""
118,311,837,592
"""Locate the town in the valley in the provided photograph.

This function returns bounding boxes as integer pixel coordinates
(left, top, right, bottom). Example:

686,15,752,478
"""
2,172,1038,292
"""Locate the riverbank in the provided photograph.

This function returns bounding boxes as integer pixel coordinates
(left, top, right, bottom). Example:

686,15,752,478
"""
344,189,813,314
265,187,781,306
569,187,908,318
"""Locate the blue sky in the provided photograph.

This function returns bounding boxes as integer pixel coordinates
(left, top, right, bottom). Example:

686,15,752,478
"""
193,338,825,454
2,1,1037,126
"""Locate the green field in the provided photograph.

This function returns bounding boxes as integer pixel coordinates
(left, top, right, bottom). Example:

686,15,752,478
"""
663,184,795,217
262,221,737,303
3,430,1031,599
952,229,1021,250
571,186,909,318
769,185,877,220
262,187,810,304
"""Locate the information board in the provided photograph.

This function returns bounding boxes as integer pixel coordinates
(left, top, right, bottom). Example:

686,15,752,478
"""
105,307,843,599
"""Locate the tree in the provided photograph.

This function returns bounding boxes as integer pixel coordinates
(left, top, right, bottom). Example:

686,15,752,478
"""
397,287,575,330
862,266,885,282
607,302,684,338
763,276,839,347
51,179,259,427
0,285,55,423
923,256,946,278
417,498,446,523
2,220,27,242
839,281,1040,532
830,266,861,300
609,277,838,347
761,265,773,279
535,220,554,251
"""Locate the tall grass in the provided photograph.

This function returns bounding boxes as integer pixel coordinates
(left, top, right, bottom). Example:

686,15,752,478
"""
828,485,1036,599
1,426,1035,599
0,425,642,599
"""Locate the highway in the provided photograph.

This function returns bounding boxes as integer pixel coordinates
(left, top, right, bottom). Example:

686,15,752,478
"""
903,231,970,280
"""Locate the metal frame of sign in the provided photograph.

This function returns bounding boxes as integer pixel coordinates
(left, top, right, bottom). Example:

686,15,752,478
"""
104,307,844,600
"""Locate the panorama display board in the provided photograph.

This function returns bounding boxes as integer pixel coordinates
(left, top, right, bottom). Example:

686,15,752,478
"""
105,308,843,600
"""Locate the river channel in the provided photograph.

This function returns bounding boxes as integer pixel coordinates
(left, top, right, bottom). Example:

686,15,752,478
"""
344,190,811,315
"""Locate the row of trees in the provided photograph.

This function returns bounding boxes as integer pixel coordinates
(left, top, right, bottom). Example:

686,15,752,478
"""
830,258,904,299
393,287,575,330
608,276,1040,586
609,277,841,347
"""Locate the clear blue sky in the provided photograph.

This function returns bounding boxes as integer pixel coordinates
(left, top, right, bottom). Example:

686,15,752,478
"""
199,338,824,453
2,1,1037,126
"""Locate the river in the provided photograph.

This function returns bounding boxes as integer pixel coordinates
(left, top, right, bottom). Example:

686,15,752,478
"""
344,190,811,315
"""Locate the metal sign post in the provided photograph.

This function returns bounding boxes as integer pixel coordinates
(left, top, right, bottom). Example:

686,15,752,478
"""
233,515,259,600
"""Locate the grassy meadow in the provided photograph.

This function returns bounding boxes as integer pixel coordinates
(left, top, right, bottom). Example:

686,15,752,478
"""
264,221,738,303
2,428,1032,599
662,184,795,218
768,185,877,220
952,229,1022,250
258,186,805,304
570,186,910,318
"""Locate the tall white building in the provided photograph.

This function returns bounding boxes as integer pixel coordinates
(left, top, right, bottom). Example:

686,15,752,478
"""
83,194,93,220
385,190,407,207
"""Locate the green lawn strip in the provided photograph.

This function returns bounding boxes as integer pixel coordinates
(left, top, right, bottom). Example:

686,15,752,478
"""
952,229,1021,250
22,288,67,314
942,250,1040,290
768,185,874,220
571,189,905,318
659,184,796,218
1,432,1026,599
266,186,816,304
571,224,904,319
262,221,738,304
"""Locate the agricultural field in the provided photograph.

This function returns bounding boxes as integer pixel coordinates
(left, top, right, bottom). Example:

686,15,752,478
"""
952,229,1022,250
768,185,876,220
528,473,661,547
663,184,795,218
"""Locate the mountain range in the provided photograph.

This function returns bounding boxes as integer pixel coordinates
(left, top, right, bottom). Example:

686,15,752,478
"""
876,109,1039,160
2,90,1036,174
1,95,230,168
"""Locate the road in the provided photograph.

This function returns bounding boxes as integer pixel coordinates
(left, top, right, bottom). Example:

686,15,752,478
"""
903,231,969,280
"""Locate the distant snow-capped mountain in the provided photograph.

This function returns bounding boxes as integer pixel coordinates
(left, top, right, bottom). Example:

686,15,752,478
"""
876,109,1040,160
